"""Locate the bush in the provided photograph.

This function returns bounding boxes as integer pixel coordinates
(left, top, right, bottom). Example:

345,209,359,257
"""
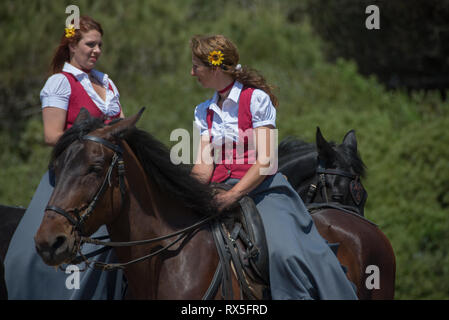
307,0,449,92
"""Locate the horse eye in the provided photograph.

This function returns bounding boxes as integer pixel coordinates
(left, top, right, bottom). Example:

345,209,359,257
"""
88,165,103,174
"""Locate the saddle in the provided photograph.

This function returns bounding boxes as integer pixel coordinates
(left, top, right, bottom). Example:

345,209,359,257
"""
206,184,270,300
202,189,358,299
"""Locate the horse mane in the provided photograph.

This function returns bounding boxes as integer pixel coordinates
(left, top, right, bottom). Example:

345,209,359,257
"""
278,136,366,177
278,137,316,162
49,118,217,217
49,117,106,167
335,143,366,178
124,128,217,216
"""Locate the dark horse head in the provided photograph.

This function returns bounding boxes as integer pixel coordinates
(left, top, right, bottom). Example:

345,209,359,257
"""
278,127,367,216
33,109,143,266
34,108,216,267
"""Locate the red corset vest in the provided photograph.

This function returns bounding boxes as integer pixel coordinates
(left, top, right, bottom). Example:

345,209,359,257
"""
207,87,256,183
61,72,121,130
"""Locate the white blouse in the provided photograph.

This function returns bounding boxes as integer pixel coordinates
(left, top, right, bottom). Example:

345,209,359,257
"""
194,81,276,146
40,62,121,117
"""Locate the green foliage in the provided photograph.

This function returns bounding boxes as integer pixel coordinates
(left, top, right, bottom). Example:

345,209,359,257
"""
366,117,449,299
307,0,449,90
0,0,448,299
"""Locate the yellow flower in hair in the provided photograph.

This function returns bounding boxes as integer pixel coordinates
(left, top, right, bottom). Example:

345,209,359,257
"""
65,25,76,38
208,50,224,66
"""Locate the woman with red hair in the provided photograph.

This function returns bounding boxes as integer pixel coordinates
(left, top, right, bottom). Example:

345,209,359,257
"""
4,16,125,299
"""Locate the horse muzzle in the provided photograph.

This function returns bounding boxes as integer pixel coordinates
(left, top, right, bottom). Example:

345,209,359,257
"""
34,230,77,266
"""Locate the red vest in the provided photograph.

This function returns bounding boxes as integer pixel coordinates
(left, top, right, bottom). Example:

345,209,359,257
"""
61,72,121,130
207,87,257,183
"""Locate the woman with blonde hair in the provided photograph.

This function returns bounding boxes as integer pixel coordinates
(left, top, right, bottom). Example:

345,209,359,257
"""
190,34,357,299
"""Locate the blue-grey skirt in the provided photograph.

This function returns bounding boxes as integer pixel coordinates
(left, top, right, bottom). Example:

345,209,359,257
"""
4,171,124,300
224,173,358,300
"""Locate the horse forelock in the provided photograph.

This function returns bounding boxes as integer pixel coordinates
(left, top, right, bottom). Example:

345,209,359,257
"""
335,143,366,177
49,117,105,169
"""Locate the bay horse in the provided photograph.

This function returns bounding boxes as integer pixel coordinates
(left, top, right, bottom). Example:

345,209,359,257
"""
279,129,396,299
33,109,395,299
34,109,236,299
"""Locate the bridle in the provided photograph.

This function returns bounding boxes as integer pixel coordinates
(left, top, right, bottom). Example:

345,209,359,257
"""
305,159,365,215
44,135,221,271
46,135,126,237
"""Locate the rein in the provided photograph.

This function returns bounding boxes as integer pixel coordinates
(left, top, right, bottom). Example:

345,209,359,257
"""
78,211,222,270
47,135,222,271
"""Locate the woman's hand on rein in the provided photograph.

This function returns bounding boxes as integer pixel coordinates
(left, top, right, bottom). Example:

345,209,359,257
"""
214,189,242,212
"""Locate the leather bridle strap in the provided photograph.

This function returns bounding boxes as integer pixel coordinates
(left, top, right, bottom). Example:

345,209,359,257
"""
45,135,125,236
81,136,128,211
45,205,84,230
82,135,124,154
305,160,358,205
316,159,357,180
316,168,357,180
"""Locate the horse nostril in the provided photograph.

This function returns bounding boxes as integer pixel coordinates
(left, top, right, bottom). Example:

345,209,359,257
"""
52,235,67,251
34,233,71,265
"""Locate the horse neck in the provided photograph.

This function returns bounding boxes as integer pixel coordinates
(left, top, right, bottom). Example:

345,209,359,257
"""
106,140,213,299
280,151,318,185
108,140,198,242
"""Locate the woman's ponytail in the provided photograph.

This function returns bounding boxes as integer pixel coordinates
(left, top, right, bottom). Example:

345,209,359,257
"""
231,64,278,108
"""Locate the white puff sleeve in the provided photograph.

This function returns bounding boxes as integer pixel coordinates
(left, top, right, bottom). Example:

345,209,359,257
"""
194,101,210,136
40,74,71,110
250,89,276,128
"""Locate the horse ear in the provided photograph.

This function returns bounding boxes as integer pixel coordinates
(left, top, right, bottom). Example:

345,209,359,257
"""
74,107,92,124
106,107,145,139
342,129,357,152
316,127,336,161
316,127,326,147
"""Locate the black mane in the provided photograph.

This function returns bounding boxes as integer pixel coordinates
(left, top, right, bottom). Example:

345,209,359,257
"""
50,118,217,216
125,128,217,216
278,136,366,177
278,137,316,163
335,143,366,177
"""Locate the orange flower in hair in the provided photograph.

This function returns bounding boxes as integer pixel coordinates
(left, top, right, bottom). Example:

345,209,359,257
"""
208,50,224,66
65,25,76,38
